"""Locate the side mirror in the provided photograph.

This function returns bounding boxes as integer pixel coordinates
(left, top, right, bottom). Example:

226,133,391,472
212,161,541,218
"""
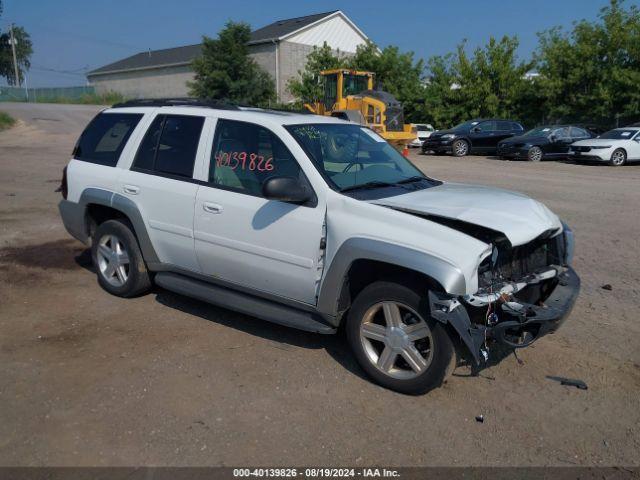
262,176,311,204
549,134,557,142
471,126,481,133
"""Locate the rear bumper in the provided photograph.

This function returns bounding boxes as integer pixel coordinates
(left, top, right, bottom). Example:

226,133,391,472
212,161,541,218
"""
58,200,89,244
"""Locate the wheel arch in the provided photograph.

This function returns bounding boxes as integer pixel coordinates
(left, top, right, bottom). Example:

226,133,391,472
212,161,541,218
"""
317,238,466,323
79,188,160,264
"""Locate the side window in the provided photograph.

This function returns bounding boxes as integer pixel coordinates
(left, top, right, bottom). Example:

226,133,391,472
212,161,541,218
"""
475,121,496,132
209,119,304,196
132,115,204,178
570,127,589,139
554,127,571,140
74,113,143,166
133,116,163,171
496,121,512,131
512,122,524,131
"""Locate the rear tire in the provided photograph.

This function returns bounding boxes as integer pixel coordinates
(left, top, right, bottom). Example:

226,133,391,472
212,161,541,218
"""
91,219,151,298
609,148,626,166
346,281,454,395
452,139,469,157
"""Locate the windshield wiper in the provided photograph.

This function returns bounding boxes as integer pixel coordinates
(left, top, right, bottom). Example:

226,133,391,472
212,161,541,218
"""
339,181,397,193
396,175,426,184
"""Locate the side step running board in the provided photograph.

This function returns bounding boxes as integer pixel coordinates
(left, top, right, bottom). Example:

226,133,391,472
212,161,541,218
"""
155,272,336,334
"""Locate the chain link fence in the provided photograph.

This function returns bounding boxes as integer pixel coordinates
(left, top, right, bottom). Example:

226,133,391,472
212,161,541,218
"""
0,85,96,103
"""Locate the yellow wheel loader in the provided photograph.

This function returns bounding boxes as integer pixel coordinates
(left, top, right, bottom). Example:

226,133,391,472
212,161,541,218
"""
304,69,415,147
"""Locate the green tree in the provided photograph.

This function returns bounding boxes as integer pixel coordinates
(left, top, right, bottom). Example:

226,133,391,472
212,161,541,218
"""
348,41,427,123
189,21,275,105
287,42,344,104
0,1,33,85
536,0,640,125
423,36,533,127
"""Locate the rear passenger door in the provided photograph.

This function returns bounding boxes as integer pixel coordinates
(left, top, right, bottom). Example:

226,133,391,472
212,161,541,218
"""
193,119,326,305
119,114,206,272
495,121,517,145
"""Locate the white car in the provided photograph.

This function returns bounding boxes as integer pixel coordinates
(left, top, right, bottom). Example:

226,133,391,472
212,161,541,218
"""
58,99,578,395
570,127,640,166
409,123,435,147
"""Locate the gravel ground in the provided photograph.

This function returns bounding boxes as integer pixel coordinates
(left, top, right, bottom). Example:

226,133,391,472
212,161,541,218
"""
0,103,639,467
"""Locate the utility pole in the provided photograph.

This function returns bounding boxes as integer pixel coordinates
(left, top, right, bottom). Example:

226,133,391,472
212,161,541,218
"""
9,23,20,87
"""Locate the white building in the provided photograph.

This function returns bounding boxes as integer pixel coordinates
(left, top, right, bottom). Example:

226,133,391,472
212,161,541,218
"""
87,10,369,103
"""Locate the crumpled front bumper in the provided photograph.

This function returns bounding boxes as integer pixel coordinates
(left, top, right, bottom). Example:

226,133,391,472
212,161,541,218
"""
429,267,580,365
489,267,580,347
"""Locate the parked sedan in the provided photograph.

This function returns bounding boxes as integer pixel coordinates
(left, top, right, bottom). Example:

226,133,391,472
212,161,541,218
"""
497,125,595,162
570,127,640,166
422,119,524,157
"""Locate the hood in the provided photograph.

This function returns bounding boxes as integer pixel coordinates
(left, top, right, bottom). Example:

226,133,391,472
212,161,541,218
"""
371,183,562,247
572,138,623,146
500,135,549,146
431,128,460,137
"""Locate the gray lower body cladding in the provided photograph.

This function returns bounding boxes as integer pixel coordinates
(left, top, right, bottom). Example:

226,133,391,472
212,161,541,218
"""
430,267,580,364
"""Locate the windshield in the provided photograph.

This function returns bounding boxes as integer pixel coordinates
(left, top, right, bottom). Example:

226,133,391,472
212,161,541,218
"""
599,129,639,140
343,74,370,96
286,123,430,191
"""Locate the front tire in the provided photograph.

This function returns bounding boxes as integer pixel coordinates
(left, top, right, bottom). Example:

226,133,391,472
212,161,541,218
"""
527,146,543,162
610,148,626,166
452,139,469,157
346,281,454,395
91,219,151,297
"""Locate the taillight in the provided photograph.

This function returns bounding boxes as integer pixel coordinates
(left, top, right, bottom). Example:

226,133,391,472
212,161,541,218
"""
56,166,68,199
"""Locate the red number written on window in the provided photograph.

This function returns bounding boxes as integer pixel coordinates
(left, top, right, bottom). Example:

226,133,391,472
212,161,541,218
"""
215,151,274,171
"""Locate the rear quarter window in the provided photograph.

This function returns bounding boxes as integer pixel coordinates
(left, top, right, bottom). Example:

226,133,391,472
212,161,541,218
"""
74,112,143,166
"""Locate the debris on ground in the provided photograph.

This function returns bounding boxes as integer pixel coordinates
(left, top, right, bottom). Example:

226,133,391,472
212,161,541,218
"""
546,376,588,390
601,284,613,291
475,415,484,423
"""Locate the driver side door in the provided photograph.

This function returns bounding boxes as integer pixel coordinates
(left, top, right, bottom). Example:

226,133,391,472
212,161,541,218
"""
193,119,326,305
469,121,496,151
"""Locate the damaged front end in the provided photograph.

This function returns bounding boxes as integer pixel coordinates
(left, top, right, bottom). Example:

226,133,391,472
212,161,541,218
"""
429,223,579,365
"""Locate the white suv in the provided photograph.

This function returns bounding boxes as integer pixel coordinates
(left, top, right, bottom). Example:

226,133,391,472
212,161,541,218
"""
58,99,579,394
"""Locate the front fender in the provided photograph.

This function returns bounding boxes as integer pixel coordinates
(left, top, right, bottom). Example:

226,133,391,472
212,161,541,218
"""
316,237,466,318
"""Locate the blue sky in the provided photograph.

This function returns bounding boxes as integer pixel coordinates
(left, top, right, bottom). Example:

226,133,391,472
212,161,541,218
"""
1,0,635,87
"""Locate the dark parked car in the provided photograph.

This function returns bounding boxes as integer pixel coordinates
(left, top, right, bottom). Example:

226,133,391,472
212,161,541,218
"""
497,125,596,162
421,119,524,157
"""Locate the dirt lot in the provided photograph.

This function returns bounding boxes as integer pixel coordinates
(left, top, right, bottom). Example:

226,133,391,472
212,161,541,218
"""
0,103,639,467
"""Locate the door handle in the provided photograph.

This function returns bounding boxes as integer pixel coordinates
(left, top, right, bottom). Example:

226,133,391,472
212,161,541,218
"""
203,202,223,214
122,184,140,195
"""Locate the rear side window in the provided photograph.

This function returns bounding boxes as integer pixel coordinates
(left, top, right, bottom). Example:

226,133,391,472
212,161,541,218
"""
132,115,204,178
74,113,143,166
512,122,524,131
496,121,512,131
475,121,496,132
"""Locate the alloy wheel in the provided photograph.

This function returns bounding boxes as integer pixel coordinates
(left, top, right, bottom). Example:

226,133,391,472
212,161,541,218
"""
611,150,626,166
453,140,468,156
359,301,434,380
528,146,543,162
96,234,130,287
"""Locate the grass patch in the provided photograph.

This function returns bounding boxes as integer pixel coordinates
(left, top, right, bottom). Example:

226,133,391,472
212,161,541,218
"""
30,91,126,106
0,111,16,131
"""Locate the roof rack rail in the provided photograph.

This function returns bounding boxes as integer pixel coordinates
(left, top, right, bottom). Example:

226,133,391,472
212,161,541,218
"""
112,98,240,110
